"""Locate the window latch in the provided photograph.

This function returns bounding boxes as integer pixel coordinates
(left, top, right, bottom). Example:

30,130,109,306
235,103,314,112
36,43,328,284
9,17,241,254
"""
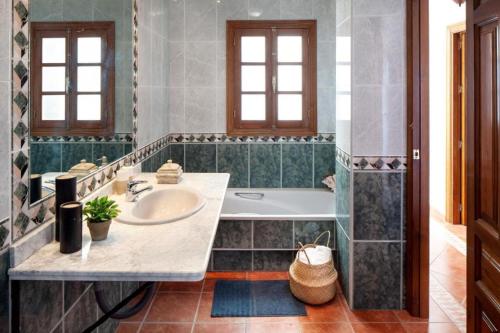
272,75,276,93
66,77,72,94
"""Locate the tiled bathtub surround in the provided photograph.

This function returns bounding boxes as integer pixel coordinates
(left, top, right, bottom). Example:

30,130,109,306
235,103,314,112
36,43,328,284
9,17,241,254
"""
142,135,337,189
209,220,336,271
30,138,133,175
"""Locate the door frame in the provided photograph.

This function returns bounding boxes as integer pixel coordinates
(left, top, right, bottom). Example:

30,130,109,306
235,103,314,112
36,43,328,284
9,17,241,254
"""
406,0,429,318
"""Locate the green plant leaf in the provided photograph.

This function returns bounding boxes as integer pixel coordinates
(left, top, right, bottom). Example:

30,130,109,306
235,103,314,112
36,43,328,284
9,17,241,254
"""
83,196,121,223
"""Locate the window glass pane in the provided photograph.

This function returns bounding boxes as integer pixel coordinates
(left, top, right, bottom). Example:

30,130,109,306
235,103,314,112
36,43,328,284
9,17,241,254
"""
241,36,265,62
278,94,302,120
78,66,101,92
277,36,302,62
42,38,66,63
42,95,65,120
278,65,302,91
77,95,101,120
241,94,265,120
242,65,266,92
78,37,102,63
42,67,66,92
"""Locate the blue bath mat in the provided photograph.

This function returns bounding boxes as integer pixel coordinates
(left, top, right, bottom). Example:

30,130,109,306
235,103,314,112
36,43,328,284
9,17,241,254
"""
211,280,307,317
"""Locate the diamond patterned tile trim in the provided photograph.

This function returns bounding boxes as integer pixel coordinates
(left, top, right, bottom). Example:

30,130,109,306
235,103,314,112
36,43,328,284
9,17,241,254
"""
352,156,407,171
335,147,351,169
14,122,28,140
168,133,336,144
13,151,28,173
0,219,10,250
14,31,28,48
13,91,28,113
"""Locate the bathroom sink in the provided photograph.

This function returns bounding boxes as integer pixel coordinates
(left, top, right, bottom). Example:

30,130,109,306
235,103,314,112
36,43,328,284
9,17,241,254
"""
115,187,206,225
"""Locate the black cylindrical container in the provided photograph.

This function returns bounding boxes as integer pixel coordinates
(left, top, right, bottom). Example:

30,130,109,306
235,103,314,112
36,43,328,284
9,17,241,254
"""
55,175,77,242
59,201,83,254
30,174,42,203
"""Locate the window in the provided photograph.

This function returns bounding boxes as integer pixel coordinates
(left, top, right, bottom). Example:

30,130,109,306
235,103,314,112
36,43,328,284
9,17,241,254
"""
31,22,115,136
227,20,317,136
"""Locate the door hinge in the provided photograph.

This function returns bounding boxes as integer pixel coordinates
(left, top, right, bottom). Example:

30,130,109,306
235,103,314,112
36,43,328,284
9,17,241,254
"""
459,203,462,212
458,85,463,94
458,140,463,150
413,149,420,160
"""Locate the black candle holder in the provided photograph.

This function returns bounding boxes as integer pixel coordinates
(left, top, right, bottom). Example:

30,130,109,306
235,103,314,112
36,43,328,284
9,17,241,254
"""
30,174,42,203
59,201,83,254
55,175,77,242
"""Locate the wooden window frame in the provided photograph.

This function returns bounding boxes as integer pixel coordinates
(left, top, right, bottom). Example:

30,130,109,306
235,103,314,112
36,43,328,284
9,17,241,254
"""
31,21,115,137
227,20,317,136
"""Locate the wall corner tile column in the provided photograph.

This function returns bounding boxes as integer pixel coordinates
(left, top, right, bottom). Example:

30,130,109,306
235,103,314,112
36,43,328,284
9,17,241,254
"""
335,0,407,311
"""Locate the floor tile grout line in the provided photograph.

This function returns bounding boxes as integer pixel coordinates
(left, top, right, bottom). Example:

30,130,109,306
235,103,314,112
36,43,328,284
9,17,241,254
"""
137,284,160,332
190,279,207,333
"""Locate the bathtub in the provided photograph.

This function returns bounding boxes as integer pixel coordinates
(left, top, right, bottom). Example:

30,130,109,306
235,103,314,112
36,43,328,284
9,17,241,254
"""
211,188,336,272
220,188,335,220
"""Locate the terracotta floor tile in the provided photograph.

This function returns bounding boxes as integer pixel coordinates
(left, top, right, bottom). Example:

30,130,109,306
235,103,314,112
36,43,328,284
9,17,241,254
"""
247,271,289,280
299,295,348,323
300,322,353,333
139,323,192,333
193,323,246,333
121,293,157,323
345,309,400,323
195,292,247,323
430,271,466,305
403,323,461,333
116,323,141,333
145,292,200,322
203,272,247,292
158,281,204,292
245,322,301,333
394,299,451,323
351,322,406,333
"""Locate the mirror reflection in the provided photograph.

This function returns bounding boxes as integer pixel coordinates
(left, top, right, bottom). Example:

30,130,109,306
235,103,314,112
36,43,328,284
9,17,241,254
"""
29,0,134,204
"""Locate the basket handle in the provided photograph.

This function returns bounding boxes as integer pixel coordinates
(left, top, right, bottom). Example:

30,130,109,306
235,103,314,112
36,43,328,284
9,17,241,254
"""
313,230,331,247
296,242,312,265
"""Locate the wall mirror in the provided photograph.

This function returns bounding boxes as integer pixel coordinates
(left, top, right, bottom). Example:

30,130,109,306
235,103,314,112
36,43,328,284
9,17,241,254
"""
28,0,135,204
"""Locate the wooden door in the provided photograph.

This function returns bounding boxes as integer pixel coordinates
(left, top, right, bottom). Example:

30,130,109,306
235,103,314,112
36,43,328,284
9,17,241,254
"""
466,1,500,332
451,30,466,225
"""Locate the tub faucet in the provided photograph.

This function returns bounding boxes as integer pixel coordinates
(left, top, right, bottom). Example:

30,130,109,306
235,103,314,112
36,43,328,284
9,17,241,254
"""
126,180,153,202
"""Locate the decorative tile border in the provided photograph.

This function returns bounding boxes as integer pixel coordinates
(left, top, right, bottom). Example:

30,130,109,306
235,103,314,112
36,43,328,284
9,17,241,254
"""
10,0,139,242
0,218,10,251
30,133,133,143
168,133,336,144
352,156,407,171
336,147,351,169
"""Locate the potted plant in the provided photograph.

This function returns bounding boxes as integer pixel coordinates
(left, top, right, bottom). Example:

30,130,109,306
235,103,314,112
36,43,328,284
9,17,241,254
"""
83,196,121,241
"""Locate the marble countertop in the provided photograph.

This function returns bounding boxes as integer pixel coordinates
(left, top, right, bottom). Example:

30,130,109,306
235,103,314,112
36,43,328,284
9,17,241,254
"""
9,173,229,282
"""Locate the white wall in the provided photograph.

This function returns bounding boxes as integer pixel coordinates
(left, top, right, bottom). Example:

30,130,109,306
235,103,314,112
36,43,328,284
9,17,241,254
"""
429,0,464,218
166,0,336,134
137,0,169,147
351,0,406,157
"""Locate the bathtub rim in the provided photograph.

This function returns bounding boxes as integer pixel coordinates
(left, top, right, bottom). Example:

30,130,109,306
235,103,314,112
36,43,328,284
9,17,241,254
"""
220,187,336,221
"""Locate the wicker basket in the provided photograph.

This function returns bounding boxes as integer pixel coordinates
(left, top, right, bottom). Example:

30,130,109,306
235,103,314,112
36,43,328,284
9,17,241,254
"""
289,231,338,305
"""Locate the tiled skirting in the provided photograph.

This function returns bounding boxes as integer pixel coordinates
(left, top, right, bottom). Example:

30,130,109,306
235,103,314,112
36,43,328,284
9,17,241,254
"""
336,150,407,310
14,279,143,333
143,141,336,189
30,141,133,175
208,219,336,271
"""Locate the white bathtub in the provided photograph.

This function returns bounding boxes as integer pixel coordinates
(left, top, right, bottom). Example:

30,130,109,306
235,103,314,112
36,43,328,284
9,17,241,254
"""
220,188,335,220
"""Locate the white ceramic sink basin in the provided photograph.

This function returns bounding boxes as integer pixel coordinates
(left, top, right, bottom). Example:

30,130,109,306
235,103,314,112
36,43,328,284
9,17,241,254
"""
115,187,206,225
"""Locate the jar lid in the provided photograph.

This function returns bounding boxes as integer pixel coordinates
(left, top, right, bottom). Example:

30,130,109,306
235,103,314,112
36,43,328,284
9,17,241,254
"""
159,160,181,172
68,161,98,173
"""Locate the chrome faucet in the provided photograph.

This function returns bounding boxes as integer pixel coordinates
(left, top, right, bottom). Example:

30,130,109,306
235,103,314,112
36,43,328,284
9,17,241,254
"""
126,180,153,202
